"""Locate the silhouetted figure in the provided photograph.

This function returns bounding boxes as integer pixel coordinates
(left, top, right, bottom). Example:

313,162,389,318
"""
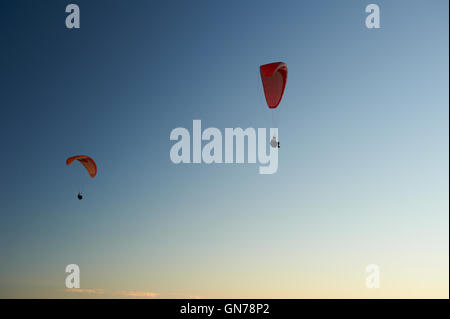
270,136,280,149
77,192,83,200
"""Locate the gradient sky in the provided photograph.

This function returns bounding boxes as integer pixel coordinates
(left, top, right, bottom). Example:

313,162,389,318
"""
0,0,448,298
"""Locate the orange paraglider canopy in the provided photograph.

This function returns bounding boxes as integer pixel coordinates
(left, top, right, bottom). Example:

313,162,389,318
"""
66,155,97,178
260,62,288,109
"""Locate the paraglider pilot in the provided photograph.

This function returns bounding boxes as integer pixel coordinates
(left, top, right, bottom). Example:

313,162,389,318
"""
270,136,280,149
77,192,83,200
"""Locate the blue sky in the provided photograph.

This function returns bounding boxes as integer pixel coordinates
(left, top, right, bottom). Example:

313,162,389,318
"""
0,0,448,298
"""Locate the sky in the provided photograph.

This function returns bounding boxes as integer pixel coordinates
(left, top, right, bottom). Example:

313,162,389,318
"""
0,0,448,298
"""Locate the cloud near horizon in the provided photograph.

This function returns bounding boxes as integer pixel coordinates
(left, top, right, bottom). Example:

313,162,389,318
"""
114,290,158,298
64,288,105,295
64,288,158,298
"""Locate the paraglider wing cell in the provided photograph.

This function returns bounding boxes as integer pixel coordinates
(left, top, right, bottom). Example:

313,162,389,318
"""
66,155,97,178
260,62,288,109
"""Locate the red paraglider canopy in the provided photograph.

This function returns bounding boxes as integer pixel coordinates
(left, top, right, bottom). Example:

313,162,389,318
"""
66,155,97,178
260,62,288,109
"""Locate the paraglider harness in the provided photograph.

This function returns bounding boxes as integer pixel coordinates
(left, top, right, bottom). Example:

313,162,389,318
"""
270,137,280,149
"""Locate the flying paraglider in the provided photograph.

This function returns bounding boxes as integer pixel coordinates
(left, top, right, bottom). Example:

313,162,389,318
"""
260,62,288,148
66,155,97,177
66,155,97,200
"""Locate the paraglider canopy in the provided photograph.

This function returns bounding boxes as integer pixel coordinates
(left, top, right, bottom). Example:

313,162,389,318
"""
66,155,97,178
260,62,288,109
